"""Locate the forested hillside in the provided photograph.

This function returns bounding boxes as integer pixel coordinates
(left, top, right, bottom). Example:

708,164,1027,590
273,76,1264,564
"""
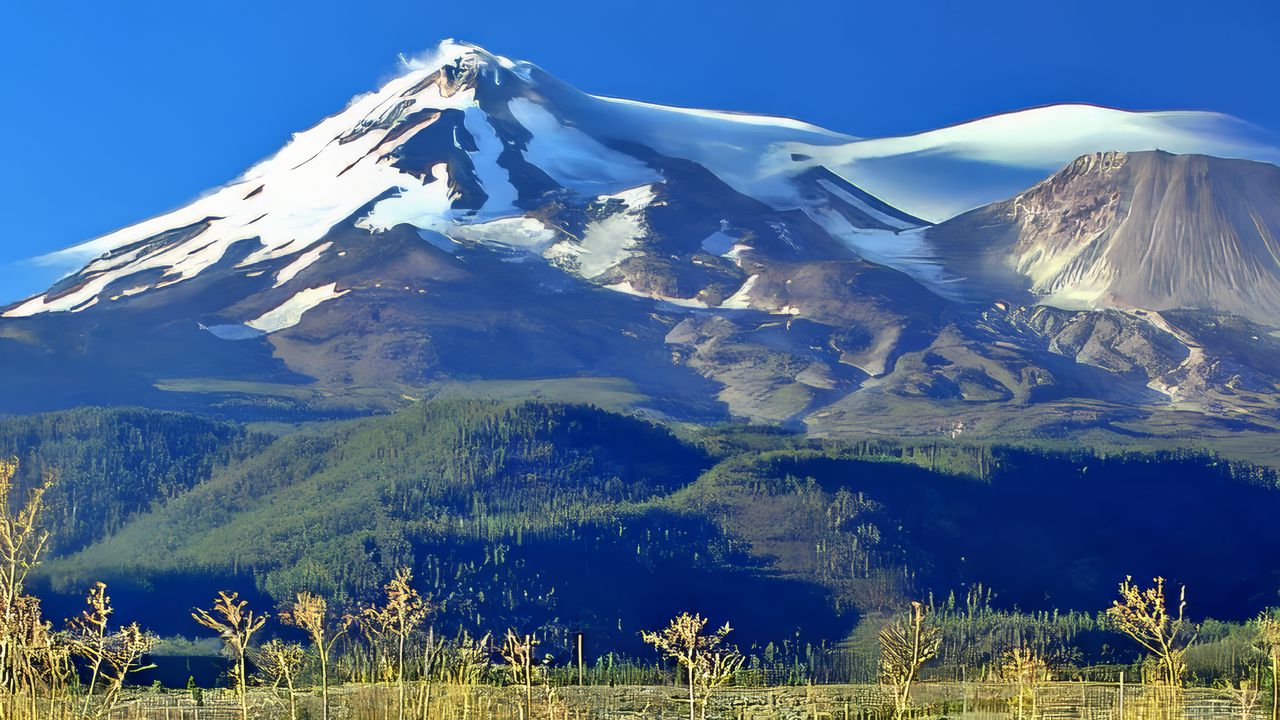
8,401,1280,662
39,402,847,653
0,408,266,553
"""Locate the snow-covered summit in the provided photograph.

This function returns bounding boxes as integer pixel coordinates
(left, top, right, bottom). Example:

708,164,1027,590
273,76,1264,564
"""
2,40,913,319
7,41,1280,321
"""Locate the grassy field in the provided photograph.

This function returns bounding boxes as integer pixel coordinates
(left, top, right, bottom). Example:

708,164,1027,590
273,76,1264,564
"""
75,681,1264,719
424,376,653,414
153,378,320,401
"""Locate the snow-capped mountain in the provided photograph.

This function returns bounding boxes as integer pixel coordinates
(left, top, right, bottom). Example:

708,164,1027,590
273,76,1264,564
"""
3,40,1280,442
11,41,1278,321
6,40,919,322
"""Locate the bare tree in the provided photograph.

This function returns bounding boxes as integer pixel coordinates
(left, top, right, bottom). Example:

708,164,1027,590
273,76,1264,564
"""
1107,576,1196,687
1000,646,1051,720
694,645,744,720
641,613,741,720
258,638,306,720
34,623,73,720
0,457,53,701
192,591,267,720
414,627,448,720
281,591,350,720
67,582,156,719
879,601,941,719
361,568,432,720
67,582,113,717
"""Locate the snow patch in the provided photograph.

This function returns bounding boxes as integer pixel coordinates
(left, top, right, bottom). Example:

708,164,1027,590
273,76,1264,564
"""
779,105,1280,221
604,280,709,309
447,217,558,251
700,231,737,256
274,242,331,287
246,283,349,333
549,185,659,278
203,324,266,341
1133,310,1205,400
417,230,460,254
720,275,759,309
834,228,959,297
15,46,483,315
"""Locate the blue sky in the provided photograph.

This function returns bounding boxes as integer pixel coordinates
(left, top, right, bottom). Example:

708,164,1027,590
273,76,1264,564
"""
2,0,1278,299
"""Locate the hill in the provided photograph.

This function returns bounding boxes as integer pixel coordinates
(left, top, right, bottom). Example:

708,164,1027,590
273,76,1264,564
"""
21,401,1280,658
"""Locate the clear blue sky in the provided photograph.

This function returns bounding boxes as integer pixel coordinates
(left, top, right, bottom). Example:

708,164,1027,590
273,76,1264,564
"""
2,0,1277,297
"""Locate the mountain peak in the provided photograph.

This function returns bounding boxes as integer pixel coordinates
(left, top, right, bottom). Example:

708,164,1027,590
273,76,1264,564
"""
404,39,525,72
928,149,1280,324
4,42,931,320
393,39,535,94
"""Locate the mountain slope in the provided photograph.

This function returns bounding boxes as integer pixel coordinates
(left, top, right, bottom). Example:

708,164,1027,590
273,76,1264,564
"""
928,151,1280,324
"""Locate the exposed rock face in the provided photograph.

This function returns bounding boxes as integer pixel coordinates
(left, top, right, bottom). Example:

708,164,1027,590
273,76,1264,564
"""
928,151,1280,325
